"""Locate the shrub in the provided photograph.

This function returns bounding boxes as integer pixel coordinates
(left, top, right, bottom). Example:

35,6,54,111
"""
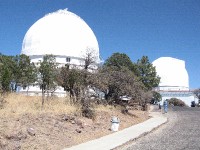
168,98,186,107
81,106,96,119
81,98,96,120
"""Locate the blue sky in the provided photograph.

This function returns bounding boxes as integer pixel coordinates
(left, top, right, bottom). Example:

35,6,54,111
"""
0,0,200,89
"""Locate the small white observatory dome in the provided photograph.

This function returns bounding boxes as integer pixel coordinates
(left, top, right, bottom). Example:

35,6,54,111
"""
21,9,99,62
152,57,189,91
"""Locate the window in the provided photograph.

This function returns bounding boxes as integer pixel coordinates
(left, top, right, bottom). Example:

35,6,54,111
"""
66,57,71,62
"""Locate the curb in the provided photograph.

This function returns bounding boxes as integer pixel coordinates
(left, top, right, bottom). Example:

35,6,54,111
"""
63,109,167,150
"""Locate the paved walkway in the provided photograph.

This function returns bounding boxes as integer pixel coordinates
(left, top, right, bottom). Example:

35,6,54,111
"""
121,106,200,150
64,106,167,150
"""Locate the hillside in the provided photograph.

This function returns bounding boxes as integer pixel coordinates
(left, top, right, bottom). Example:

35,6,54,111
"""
0,94,149,150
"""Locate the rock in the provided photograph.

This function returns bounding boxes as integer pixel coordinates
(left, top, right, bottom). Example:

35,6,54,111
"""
6,131,27,141
70,116,75,121
62,115,69,121
75,119,83,126
80,125,84,129
75,129,82,133
61,114,76,122
17,132,27,140
71,120,75,124
27,128,35,136
75,118,93,128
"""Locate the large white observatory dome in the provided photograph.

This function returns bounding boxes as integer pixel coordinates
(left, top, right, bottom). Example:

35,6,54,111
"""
21,9,99,61
152,57,189,90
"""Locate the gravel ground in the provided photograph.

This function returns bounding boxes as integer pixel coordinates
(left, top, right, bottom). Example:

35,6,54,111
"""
121,106,200,150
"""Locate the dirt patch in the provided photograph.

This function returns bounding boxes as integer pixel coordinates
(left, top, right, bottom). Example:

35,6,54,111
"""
0,109,149,150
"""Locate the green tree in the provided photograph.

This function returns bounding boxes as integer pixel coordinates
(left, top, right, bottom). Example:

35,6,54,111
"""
104,53,134,71
16,54,37,94
0,54,17,92
168,98,186,106
1,67,12,92
38,55,58,107
58,50,97,101
58,66,85,103
92,53,157,106
136,56,160,91
151,91,162,104
58,51,98,118
89,66,145,104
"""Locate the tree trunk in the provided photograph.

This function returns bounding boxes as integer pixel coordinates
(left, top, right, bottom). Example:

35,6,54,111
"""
42,88,45,109
26,86,29,96
47,90,49,101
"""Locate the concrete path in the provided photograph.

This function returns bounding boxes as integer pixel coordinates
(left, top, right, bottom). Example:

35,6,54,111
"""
63,106,167,150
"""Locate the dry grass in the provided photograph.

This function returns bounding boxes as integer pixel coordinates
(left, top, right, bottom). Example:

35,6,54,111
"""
95,104,121,112
0,93,78,117
0,94,121,118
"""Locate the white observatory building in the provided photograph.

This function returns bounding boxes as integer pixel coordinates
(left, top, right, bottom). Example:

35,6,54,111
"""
18,9,100,96
153,57,198,106
21,9,100,67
